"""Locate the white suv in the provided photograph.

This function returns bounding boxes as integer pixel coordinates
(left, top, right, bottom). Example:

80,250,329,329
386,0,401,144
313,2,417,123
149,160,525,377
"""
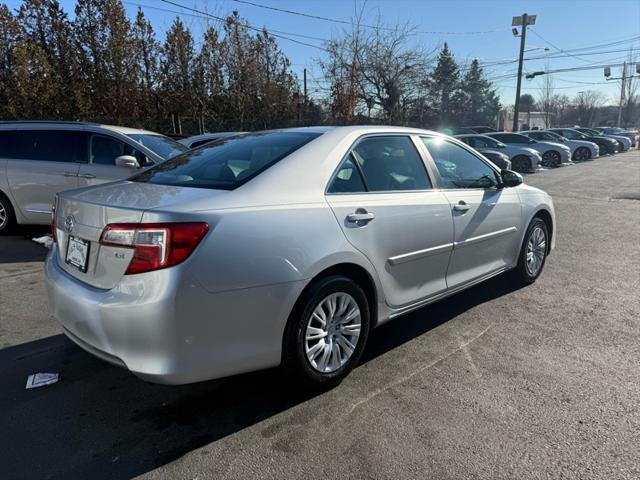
0,121,187,233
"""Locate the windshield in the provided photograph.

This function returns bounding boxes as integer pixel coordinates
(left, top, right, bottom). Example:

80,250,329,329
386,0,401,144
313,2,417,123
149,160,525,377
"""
128,133,188,159
132,131,322,190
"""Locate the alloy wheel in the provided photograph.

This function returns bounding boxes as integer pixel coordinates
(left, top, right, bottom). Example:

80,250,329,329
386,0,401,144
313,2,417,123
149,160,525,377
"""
304,292,361,373
542,151,561,167
526,226,546,276
574,147,589,161
0,202,6,230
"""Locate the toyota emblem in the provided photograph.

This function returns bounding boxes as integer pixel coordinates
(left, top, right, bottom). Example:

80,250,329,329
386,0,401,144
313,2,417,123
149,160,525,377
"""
65,215,75,233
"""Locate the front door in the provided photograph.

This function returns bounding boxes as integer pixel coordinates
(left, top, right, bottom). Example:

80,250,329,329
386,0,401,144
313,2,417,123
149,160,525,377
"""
325,135,454,308
420,137,522,288
5,130,84,223
77,134,149,187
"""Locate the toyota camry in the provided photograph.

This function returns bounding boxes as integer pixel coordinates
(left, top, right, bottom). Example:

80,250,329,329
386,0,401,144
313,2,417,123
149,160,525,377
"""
46,126,555,388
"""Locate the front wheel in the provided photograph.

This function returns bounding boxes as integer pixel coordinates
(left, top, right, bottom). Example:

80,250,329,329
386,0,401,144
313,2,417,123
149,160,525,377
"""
0,194,16,235
512,155,532,173
512,217,549,285
283,275,370,389
573,147,591,161
542,150,561,167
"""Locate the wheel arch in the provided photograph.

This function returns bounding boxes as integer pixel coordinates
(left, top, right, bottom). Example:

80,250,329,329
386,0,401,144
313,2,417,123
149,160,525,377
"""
281,261,380,364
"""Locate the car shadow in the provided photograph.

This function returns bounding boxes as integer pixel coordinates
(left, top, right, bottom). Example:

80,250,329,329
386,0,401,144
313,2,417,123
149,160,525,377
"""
0,227,50,264
0,274,523,480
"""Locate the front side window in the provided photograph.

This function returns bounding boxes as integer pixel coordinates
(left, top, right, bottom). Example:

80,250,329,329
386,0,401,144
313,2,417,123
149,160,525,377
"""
90,135,151,166
348,136,432,192
14,130,87,162
133,131,322,190
421,137,498,189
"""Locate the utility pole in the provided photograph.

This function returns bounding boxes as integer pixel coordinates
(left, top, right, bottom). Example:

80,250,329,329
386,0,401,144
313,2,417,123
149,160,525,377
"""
512,13,536,132
303,68,308,125
617,62,626,128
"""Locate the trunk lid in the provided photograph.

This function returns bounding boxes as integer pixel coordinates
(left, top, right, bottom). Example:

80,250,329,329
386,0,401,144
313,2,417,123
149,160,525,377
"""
54,181,224,289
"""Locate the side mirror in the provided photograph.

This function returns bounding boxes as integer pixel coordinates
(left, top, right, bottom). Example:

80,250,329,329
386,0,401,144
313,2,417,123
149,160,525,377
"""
501,169,523,188
115,155,140,169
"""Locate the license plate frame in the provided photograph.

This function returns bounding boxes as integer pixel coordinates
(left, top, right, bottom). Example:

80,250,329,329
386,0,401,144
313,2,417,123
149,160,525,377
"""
65,236,90,273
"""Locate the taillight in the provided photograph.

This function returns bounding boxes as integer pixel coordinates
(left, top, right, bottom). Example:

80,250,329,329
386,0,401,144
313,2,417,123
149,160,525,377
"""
50,203,57,243
100,223,209,275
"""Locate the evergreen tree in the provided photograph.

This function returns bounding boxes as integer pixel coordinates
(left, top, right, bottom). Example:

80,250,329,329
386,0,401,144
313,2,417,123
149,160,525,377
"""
0,4,18,118
131,7,159,124
426,43,463,126
461,59,500,126
160,17,196,133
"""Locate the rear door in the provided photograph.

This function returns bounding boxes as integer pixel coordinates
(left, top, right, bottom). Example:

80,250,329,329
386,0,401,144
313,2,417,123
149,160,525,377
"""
325,134,454,308
77,133,152,187
5,130,84,223
420,137,522,288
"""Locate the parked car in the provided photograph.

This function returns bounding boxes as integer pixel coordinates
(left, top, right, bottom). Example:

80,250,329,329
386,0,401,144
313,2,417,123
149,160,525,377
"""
476,149,511,170
520,130,599,161
547,128,619,155
455,134,541,173
440,127,478,135
596,127,638,145
468,126,497,133
179,131,246,149
578,127,631,151
0,121,188,234
487,132,571,168
46,126,555,387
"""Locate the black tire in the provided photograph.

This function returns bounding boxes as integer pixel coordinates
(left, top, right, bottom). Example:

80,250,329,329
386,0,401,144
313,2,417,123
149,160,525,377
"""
512,155,531,173
0,193,16,235
573,147,590,162
512,217,549,285
283,275,370,389
542,150,561,168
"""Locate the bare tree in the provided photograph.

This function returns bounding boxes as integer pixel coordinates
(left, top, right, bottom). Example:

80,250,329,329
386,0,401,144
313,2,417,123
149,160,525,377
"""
622,48,638,127
575,90,605,126
537,70,556,128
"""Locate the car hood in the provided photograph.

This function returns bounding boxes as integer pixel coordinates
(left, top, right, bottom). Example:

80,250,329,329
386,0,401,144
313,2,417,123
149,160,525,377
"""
566,139,598,149
504,145,540,157
531,141,570,151
603,134,631,144
478,148,508,158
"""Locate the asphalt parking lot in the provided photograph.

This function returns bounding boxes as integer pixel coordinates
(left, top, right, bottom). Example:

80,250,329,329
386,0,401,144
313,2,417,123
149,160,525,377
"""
1,150,639,480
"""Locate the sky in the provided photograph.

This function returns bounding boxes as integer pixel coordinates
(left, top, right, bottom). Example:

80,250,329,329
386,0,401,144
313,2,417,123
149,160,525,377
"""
5,0,640,106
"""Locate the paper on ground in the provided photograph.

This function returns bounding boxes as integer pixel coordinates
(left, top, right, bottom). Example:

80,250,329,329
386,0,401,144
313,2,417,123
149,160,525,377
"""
26,373,59,389
32,235,54,249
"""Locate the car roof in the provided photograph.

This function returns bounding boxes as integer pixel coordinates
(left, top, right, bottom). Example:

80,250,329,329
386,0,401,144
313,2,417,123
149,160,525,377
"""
0,120,161,136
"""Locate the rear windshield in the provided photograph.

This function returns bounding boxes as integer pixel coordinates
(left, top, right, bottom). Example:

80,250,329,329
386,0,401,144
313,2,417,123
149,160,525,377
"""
132,131,322,190
127,133,188,159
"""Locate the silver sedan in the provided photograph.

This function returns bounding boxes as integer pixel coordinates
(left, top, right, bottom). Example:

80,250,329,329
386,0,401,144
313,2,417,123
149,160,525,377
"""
45,126,555,387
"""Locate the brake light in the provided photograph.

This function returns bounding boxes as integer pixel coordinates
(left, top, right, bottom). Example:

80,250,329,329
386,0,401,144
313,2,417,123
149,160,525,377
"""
50,204,57,243
100,223,209,274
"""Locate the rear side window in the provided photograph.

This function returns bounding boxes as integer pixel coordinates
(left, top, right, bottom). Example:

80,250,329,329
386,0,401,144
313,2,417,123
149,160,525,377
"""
327,155,366,193
342,136,432,192
0,131,15,157
12,130,87,162
133,131,322,190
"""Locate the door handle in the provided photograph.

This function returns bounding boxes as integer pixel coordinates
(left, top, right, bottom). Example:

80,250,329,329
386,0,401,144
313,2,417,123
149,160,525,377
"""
62,171,77,177
77,173,96,179
453,200,471,212
346,208,375,225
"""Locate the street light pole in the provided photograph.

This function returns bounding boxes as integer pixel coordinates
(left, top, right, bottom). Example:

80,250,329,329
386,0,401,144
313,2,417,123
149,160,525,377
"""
512,13,530,132
617,62,626,128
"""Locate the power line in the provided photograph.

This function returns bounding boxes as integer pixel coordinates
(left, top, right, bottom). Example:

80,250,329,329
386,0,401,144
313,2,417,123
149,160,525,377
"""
231,0,508,35
159,0,330,51
528,28,599,63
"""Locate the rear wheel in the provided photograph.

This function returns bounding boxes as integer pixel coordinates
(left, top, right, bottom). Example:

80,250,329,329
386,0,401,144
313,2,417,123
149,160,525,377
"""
542,150,561,167
284,275,370,389
513,217,549,285
0,193,16,235
512,156,531,173
573,147,590,161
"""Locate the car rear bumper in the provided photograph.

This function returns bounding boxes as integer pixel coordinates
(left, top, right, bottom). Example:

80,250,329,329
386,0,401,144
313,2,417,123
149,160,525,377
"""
45,248,304,384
